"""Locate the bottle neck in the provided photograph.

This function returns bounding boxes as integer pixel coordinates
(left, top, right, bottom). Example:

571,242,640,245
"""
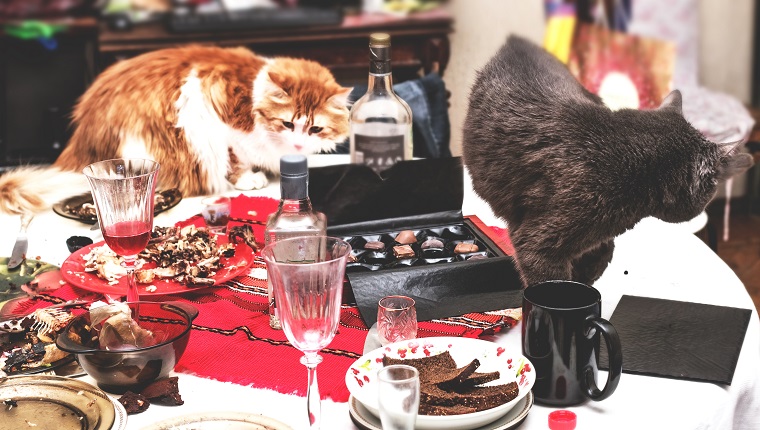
278,198,314,213
280,175,308,200
368,43,393,93
367,72,394,94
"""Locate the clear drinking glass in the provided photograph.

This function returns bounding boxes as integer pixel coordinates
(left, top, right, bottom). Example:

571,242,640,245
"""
378,364,420,430
261,236,352,429
83,158,160,303
200,196,231,234
377,295,417,346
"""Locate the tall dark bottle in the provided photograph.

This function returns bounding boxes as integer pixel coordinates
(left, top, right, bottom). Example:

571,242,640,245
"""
264,155,326,329
349,32,413,173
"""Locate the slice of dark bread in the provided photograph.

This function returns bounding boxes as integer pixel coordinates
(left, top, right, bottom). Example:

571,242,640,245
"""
418,402,478,416
461,370,501,387
421,381,519,411
455,382,520,410
429,358,481,387
382,351,457,381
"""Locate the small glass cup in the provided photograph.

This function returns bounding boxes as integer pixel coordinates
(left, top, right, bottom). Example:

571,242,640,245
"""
377,295,417,346
378,364,420,430
200,196,231,234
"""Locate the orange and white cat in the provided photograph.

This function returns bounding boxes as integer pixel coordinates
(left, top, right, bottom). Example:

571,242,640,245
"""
0,45,351,215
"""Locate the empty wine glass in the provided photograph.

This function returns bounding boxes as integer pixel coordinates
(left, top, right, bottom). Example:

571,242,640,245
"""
261,236,351,430
83,159,160,303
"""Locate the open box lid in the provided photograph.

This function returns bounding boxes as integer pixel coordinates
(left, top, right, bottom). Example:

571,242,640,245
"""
309,157,464,233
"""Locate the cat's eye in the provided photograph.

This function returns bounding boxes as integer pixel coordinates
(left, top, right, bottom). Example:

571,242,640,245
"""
309,126,323,135
282,121,294,130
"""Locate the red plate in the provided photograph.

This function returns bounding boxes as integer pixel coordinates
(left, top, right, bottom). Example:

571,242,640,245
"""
60,237,254,296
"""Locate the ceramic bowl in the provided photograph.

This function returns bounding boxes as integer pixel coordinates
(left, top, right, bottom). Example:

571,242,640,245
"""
56,301,197,393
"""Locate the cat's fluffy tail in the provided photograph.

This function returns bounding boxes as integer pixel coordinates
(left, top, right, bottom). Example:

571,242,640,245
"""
0,166,89,215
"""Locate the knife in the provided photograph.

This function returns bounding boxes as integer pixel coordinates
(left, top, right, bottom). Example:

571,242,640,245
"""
8,214,32,270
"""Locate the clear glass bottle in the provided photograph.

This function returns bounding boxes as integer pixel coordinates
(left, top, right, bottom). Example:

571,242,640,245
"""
350,32,413,174
265,155,326,329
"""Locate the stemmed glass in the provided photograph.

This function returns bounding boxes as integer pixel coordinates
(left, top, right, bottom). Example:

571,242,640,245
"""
261,236,351,429
83,159,160,303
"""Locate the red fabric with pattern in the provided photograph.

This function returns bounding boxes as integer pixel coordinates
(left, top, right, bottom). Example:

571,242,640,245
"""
17,196,519,403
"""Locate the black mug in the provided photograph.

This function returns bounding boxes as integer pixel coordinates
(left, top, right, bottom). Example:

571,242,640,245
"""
522,280,622,406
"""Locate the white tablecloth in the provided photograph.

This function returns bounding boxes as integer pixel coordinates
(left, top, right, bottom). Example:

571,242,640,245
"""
1,159,758,430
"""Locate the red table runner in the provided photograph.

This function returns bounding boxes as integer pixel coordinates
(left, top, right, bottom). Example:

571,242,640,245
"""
18,195,520,403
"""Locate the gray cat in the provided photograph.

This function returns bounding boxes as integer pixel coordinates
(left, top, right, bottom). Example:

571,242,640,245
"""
462,35,753,289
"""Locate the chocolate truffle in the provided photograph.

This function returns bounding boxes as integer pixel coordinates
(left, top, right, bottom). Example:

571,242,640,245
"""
395,230,417,244
393,245,415,259
454,243,479,254
421,238,444,249
364,241,386,251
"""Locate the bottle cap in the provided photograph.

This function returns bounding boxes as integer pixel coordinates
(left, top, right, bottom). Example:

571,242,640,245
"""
280,154,308,178
548,410,577,430
370,32,391,47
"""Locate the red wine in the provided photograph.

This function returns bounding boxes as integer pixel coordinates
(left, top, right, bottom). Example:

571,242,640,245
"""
103,221,151,256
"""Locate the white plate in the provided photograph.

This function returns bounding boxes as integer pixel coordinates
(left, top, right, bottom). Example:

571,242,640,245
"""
349,391,533,430
109,396,128,430
345,336,536,430
140,411,293,430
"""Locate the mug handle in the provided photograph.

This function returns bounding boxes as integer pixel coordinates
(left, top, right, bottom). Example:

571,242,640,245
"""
582,317,622,401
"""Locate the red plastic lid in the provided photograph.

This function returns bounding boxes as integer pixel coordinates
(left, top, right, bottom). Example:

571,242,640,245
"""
549,410,577,430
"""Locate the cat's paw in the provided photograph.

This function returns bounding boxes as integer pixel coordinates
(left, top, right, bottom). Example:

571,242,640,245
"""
234,171,269,190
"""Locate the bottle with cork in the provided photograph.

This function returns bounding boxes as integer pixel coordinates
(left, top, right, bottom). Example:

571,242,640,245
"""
349,32,413,173
264,154,326,329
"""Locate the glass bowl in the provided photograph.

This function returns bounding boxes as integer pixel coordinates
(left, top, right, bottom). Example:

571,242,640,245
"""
56,301,198,393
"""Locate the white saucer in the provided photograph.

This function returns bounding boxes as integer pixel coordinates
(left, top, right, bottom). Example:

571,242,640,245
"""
348,391,533,430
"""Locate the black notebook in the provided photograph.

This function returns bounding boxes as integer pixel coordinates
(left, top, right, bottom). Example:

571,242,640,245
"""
600,295,752,385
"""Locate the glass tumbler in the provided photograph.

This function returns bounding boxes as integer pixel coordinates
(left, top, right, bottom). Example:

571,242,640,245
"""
378,364,420,430
200,196,231,234
377,295,417,346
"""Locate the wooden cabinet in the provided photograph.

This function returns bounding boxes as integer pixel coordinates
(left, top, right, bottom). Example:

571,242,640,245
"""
97,10,452,85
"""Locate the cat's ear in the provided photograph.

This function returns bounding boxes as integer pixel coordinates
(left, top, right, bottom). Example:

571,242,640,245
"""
263,71,290,101
329,87,354,109
658,90,683,115
716,140,754,180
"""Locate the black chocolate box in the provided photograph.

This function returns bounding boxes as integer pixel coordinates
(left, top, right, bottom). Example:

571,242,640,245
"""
309,157,523,326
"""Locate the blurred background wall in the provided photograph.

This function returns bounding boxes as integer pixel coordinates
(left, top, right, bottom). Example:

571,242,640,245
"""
442,0,756,158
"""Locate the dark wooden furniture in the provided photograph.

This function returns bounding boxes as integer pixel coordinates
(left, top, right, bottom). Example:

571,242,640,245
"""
0,17,98,167
0,11,451,167
98,10,453,85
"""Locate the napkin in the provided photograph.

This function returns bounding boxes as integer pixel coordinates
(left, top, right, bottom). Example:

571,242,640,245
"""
600,295,752,385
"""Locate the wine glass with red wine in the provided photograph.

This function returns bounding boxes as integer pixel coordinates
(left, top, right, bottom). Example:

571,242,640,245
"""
83,159,160,303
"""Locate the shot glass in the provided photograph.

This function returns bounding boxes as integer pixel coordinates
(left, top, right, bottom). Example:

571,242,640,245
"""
377,295,417,346
378,365,420,430
200,196,231,234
